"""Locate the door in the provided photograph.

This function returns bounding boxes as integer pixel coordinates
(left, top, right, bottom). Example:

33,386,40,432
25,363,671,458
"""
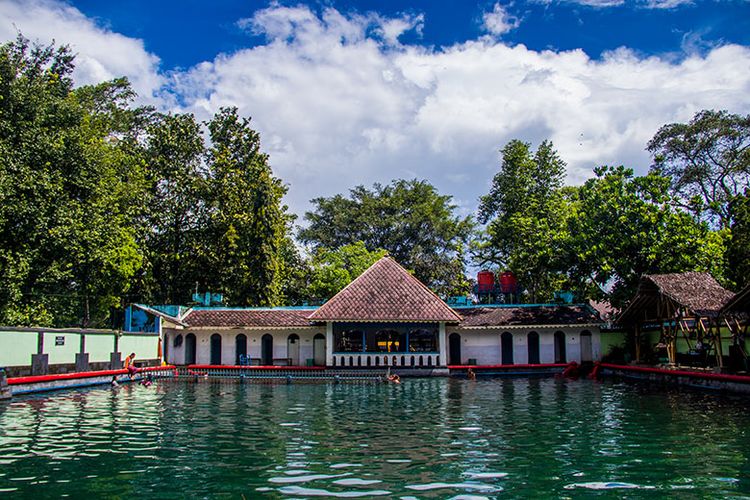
235,334,247,365
554,331,567,363
527,332,540,364
580,331,593,362
287,334,300,365
313,334,326,366
261,334,274,365
210,334,222,365
185,333,196,365
501,332,514,365
449,333,461,365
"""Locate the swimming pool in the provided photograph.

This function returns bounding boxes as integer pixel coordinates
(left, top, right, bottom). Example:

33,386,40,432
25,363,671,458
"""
1,378,749,497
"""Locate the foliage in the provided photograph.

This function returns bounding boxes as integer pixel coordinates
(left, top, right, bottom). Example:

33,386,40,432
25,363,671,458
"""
727,190,750,289
0,36,149,327
476,140,570,302
299,179,474,297
566,166,727,307
648,109,750,229
307,242,387,301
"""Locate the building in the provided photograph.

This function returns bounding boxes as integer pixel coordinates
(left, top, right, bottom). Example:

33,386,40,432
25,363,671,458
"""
152,257,605,369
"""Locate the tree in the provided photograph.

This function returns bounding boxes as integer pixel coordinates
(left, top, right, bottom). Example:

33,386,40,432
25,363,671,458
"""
299,179,474,297
476,140,570,302
727,190,750,289
202,107,290,306
648,109,750,229
307,242,387,300
0,36,149,327
566,166,726,307
138,112,206,304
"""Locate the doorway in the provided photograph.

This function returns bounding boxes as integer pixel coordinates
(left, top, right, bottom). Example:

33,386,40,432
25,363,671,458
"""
287,334,300,365
261,334,274,365
185,333,196,365
313,334,326,366
449,333,461,365
501,332,514,365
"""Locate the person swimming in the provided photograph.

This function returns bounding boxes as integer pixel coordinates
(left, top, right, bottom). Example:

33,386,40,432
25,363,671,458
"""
111,375,119,387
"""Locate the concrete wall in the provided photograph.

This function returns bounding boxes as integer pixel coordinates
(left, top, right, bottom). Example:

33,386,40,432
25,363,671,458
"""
0,330,37,367
165,328,326,366
445,327,602,365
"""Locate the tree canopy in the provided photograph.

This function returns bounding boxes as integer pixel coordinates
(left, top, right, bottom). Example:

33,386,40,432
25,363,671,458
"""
299,179,474,297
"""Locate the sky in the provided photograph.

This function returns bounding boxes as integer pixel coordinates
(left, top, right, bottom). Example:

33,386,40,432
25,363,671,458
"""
1,0,749,220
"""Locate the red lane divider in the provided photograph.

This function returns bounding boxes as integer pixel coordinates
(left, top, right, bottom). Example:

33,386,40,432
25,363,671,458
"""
187,364,325,371
599,363,750,384
448,363,569,370
8,366,176,385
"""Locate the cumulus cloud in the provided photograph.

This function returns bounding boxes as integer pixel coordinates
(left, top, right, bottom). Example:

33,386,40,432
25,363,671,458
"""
482,3,521,36
0,0,164,104
1,1,749,219
537,0,694,8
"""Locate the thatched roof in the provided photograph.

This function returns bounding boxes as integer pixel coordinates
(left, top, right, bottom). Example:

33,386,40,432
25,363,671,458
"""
618,272,734,324
457,305,601,328
722,282,750,315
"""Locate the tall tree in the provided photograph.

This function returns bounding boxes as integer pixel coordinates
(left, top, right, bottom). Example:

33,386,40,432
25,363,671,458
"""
566,166,726,307
476,140,570,302
648,109,750,229
138,112,206,304
727,190,750,289
299,179,474,297
0,36,149,327
203,107,289,306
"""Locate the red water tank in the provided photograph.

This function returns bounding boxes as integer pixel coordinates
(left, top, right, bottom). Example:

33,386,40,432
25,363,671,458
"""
499,271,517,294
477,271,495,293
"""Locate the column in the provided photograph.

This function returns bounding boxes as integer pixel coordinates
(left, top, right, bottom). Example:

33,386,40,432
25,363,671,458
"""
326,322,334,367
438,322,447,367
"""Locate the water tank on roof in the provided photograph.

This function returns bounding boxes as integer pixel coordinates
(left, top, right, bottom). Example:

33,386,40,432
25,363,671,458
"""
477,271,495,293
499,271,518,294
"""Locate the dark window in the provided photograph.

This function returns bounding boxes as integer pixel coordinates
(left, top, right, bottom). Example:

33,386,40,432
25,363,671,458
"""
173,334,183,347
408,328,438,352
334,329,363,352
366,329,406,352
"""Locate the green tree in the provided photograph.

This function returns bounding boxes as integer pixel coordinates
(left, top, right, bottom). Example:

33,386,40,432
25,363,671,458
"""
0,36,150,327
727,190,750,288
307,242,387,301
648,109,750,229
203,107,289,306
566,166,726,307
476,140,570,302
138,112,206,304
299,179,474,297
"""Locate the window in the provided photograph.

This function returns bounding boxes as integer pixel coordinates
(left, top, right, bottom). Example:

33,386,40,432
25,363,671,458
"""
408,328,438,352
334,329,364,352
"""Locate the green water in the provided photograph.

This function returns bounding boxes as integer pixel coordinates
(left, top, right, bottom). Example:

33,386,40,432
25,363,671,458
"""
1,378,749,498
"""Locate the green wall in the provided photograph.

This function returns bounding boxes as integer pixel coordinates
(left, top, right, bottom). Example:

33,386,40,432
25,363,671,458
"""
43,332,80,364
120,334,159,361
87,334,115,362
0,330,37,367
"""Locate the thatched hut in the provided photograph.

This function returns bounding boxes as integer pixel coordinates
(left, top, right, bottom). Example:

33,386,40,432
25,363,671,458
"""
618,272,735,366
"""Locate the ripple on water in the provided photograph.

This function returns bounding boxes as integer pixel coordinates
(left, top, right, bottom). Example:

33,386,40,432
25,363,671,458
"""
269,473,348,484
332,478,382,486
564,482,652,490
406,482,501,492
277,486,391,497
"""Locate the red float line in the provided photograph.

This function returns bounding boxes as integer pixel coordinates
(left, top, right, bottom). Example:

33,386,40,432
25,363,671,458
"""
187,364,325,370
598,363,750,384
8,365,176,385
448,363,569,370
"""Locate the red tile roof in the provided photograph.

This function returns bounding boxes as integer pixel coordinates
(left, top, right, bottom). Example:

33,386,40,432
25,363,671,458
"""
183,309,316,328
458,305,600,327
308,257,463,323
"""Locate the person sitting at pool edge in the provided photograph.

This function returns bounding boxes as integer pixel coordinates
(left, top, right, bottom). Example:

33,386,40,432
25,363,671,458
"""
124,353,138,379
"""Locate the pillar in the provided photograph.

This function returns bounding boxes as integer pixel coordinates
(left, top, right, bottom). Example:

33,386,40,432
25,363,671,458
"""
31,330,48,376
438,323,447,367
0,369,10,400
325,322,334,367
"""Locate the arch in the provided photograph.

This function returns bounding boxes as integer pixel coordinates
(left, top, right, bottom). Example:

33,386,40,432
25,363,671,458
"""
287,334,300,366
410,356,415,367
313,334,326,366
349,356,353,367
163,334,169,363
173,334,183,347
185,333,196,365
332,356,337,367
235,334,248,365
427,356,432,367
357,356,362,367
375,357,380,367
501,332,514,365
210,334,222,365
383,355,388,366
261,334,274,366
580,330,593,362
419,355,424,367
448,333,462,365
554,331,567,364
527,332,540,364
401,356,405,366
367,357,371,367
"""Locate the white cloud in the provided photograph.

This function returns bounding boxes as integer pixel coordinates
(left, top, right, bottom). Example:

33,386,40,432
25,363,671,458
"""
1,1,749,220
482,3,521,36
0,0,164,104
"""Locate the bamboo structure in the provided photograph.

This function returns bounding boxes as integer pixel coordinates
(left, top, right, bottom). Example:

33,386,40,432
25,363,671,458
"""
618,272,735,368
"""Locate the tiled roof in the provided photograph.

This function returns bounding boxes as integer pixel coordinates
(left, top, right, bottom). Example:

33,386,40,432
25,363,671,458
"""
458,305,601,327
722,282,750,314
308,257,463,323
183,308,317,328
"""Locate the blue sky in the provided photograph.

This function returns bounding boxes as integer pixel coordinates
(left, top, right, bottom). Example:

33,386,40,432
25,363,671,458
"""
1,0,749,219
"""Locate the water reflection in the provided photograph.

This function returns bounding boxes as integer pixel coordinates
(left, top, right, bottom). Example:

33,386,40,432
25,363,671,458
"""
0,378,749,497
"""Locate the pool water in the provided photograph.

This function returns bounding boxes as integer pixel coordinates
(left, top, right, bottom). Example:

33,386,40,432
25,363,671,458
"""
1,378,749,498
